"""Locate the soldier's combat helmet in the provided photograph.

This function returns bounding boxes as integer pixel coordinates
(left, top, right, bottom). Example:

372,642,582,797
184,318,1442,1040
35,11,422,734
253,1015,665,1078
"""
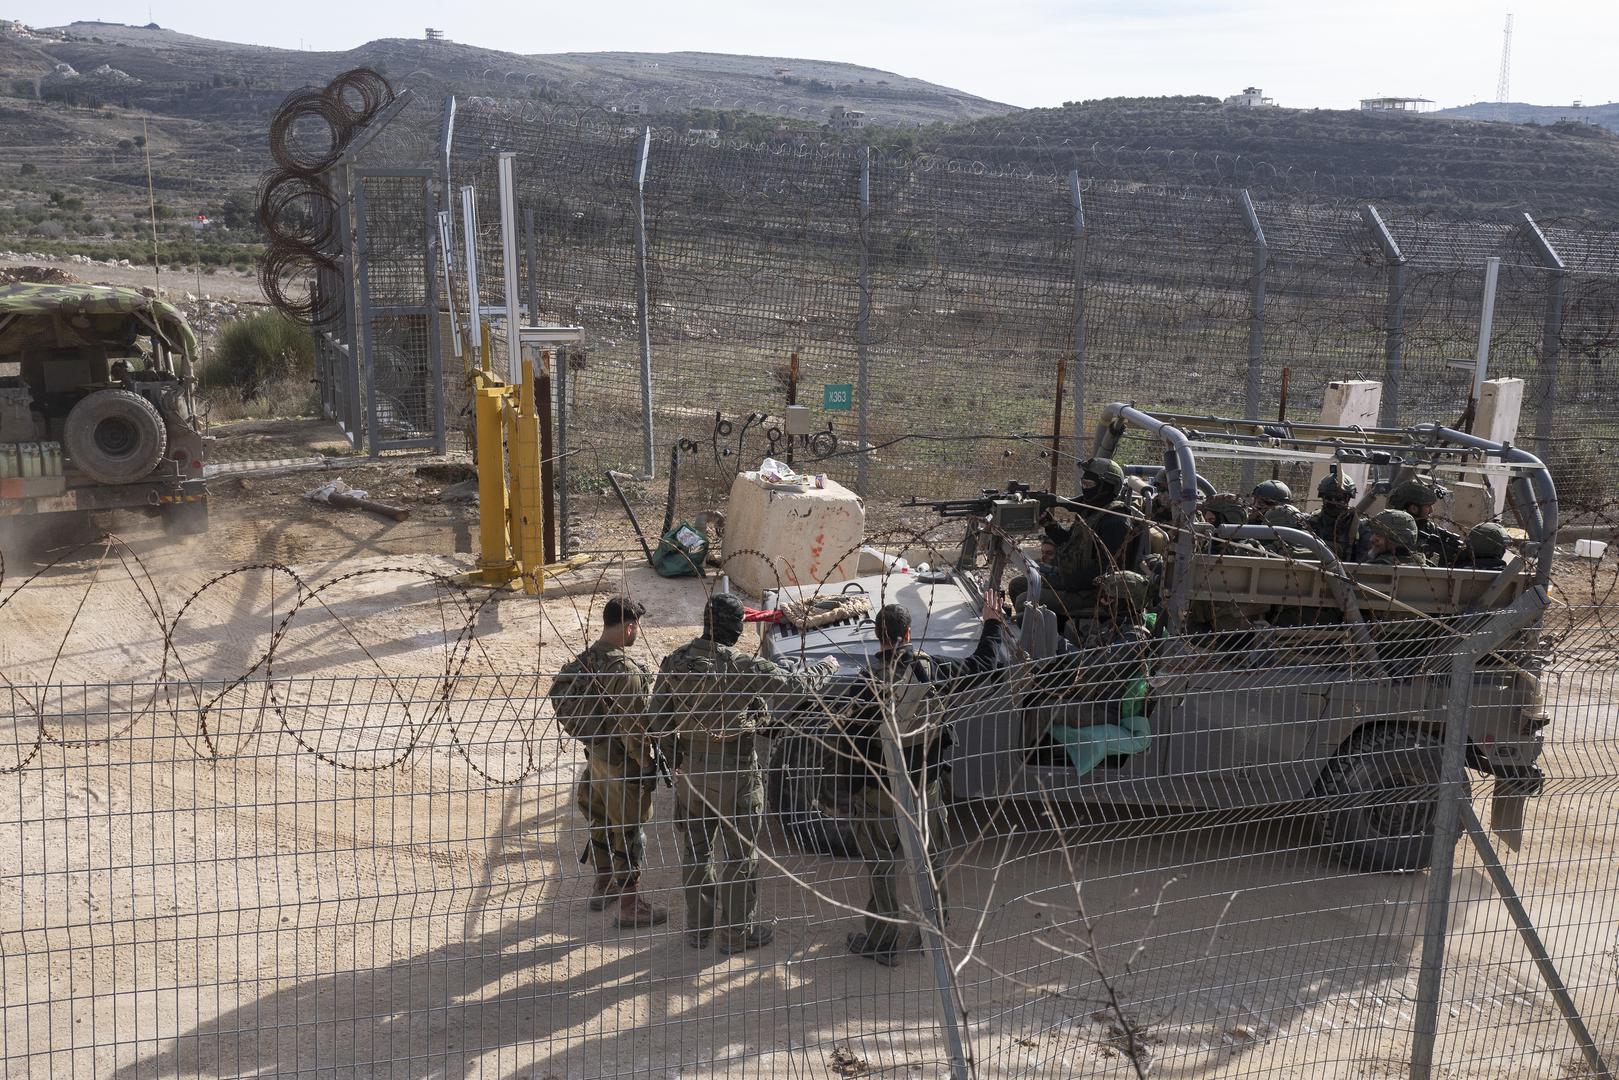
1317,471,1357,504
1262,504,1310,531
1388,477,1447,509
1097,570,1150,608
702,593,747,646
1367,509,1420,550
1079,457,1126,501
1251,479,1293,506
1202,493,1247,526
1467,521,1511,561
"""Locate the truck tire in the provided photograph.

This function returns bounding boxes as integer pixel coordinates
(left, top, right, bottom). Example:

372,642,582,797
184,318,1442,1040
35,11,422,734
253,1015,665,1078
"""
766,725,860,858
64,390,167,485
1315,725,1462,873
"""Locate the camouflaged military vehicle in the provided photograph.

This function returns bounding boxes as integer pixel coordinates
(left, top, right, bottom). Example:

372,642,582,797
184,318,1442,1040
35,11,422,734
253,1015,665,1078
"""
0,284,207,547
760,404,1552,873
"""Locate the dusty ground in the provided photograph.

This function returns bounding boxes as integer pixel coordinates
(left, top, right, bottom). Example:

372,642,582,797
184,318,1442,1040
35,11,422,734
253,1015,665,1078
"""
0,420,1615,1079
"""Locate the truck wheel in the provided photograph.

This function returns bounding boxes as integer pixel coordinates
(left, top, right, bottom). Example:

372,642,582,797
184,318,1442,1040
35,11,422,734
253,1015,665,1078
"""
64,390,167,485
1315,725,1461,873
766,725,860,858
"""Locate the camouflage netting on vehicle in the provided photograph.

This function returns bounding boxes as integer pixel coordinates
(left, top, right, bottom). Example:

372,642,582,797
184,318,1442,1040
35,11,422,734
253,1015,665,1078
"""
0,282,199,359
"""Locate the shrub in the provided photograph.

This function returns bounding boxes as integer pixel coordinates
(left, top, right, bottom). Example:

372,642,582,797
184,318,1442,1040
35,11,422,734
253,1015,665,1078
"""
199,312,315,401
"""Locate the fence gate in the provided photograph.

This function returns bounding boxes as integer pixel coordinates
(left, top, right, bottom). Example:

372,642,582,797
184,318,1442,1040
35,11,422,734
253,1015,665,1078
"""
353,168,445,455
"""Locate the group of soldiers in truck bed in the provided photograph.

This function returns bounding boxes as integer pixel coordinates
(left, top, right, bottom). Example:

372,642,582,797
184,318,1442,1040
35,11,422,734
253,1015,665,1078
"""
1038,456,1511,633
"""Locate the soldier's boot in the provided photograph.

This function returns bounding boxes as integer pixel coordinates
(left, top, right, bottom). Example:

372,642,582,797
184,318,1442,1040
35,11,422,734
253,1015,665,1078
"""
846,931,902,967
716,924,774,955
587,872,620,912
613,885,669,930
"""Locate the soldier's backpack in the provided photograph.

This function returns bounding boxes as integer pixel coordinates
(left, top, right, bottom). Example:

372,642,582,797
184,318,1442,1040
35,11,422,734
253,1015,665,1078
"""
549,651,614,744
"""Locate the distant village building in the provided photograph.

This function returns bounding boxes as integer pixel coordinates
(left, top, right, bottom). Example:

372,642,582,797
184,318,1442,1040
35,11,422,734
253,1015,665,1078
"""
829,105,867,131
1359,96,1436,113
1224,87,1276,108
424,28,445,43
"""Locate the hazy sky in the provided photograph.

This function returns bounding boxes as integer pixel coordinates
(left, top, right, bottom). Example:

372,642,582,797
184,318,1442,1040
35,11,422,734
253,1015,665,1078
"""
12,0,1617,110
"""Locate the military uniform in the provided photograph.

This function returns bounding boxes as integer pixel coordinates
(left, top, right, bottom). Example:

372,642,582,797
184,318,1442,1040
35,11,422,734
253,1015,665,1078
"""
836,619,1004,964
1364,510,1430,567
554,641,659,909
654,612,836,953
1388,478,1465,567
1188,493,1268,637
1043,459,1135,626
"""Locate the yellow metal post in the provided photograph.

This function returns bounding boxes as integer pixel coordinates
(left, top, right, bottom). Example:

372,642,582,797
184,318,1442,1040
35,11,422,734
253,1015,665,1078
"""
508,356,545,594
473,380,515,584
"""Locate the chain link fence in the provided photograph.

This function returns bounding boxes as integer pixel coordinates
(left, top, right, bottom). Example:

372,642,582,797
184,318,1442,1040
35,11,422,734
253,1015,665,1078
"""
411,98,1619,518
0,528,1616,1078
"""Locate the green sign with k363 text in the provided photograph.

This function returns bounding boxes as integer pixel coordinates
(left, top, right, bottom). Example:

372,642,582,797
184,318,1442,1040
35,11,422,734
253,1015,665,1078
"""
823,383,853,410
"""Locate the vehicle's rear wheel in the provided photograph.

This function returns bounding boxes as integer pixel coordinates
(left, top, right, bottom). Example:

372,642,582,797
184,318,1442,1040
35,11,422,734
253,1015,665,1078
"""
64,390,167,485
1315,724,1460,873
766,723,861,858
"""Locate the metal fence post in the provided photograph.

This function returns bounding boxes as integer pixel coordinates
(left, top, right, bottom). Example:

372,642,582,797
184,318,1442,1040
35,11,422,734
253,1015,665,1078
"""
857,147,872,498
1238,189,1267,494
1520,213,1566,454
1362,204,1406,427
876,705,974,1080
633,126,655,479
1068,171,1088,496
1409,597,1546,1079
524,207,539,326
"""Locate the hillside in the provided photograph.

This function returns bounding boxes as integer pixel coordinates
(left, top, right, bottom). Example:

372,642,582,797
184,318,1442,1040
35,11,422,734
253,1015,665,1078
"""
1433,100,1619,136
918,98,1619,215
5,22,1008,126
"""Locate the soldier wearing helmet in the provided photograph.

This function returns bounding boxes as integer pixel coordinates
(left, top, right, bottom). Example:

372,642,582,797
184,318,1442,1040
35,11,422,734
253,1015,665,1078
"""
1037,457,1135,629
1260,504,1316,559
653,593,839,953
1387,477,1465,567
1459,521,1512,571
1308,469,1369,562
1365,509,1428,567
1248,478,1295,525
1188,493,1270,637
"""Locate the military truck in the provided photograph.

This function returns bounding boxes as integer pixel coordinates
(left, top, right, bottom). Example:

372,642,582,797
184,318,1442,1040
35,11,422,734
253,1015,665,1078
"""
0,284,207,550
759,404,1552,873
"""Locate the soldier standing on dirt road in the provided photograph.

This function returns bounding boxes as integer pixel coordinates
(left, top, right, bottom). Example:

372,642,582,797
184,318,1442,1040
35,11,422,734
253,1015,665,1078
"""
832,591,1008,967
549,595,669,930
654,593,838,954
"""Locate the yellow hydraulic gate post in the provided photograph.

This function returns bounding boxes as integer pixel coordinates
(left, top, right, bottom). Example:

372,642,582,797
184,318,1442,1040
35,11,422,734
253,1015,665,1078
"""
508,356,546,594
473,376,515,585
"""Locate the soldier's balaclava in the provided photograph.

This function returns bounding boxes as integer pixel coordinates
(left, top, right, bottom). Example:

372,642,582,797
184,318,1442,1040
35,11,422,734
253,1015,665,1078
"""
702,593,747,646
1080,458,1124,508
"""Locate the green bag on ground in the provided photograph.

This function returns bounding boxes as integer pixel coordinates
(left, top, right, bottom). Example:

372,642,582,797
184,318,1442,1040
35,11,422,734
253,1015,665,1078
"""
652,521,708,578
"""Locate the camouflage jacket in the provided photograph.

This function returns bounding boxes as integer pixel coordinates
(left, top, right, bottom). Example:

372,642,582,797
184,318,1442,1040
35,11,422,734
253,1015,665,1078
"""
833,620,1005,788
1047,501,1134,594
652,637,836,743
1307,508,1369,563
552,641,656,766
